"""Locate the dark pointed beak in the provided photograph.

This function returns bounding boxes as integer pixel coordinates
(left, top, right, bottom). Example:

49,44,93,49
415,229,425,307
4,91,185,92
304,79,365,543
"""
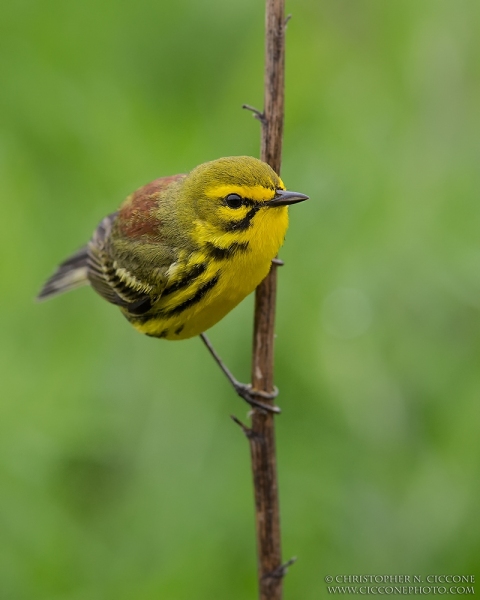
268,189,310,207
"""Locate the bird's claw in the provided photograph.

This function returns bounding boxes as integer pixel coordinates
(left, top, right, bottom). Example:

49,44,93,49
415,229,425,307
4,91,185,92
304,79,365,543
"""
233,382,281,414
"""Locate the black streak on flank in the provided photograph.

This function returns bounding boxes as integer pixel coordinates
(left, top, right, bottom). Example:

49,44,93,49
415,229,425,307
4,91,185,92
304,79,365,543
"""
224,207,258,232
163,263,207,296
162,274,220,317
146,328,169,339
125,295,154,315
206,241,250,260
175,325,184,335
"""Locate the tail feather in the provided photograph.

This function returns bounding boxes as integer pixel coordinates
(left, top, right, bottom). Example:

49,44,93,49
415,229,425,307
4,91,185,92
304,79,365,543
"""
37,246,90,301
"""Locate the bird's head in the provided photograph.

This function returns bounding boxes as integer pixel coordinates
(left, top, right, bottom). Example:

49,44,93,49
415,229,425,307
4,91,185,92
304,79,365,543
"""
181,156,309,236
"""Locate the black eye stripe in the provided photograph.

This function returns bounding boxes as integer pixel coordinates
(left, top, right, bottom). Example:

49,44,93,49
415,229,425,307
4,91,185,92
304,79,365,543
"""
224,195,257,208
223,206,259,232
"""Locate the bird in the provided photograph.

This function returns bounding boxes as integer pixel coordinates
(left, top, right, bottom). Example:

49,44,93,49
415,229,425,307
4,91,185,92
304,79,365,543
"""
38,156,308,342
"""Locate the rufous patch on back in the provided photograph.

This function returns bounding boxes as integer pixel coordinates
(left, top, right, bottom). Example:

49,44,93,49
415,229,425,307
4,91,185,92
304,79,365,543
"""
117,175,184,239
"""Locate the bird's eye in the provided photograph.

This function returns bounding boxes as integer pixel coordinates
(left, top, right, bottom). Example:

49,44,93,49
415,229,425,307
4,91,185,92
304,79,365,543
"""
225,193,243,209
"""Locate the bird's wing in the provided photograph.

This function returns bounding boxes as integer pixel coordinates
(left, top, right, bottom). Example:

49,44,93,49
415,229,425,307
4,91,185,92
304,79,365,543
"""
87,175,185,316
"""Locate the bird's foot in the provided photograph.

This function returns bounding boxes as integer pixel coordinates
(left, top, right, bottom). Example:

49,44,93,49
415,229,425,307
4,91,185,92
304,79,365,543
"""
233,382,281,414
200,333,280,414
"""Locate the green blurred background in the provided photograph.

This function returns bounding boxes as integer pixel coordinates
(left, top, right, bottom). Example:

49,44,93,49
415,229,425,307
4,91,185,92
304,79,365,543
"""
1,0,480,598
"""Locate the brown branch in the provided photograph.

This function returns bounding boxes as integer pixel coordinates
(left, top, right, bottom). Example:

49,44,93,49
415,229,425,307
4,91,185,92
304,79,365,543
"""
244,0,289,598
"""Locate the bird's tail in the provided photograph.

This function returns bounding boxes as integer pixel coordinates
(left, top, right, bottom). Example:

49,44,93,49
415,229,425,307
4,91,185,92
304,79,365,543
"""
37,246,90,301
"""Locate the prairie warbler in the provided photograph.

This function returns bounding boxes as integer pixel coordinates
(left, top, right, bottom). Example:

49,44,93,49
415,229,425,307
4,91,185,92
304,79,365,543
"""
38,156,308,341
